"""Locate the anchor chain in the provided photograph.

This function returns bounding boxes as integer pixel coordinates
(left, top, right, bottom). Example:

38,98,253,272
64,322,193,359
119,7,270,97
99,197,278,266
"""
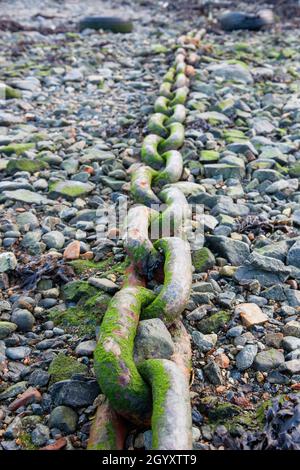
89,32,204,451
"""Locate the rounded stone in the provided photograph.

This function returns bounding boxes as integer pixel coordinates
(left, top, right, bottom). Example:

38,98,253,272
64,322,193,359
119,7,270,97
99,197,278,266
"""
235,344,258,370
75,340,96,357
49,406,78,433
11,309,35,332
42,231,65,250
31,424,49,447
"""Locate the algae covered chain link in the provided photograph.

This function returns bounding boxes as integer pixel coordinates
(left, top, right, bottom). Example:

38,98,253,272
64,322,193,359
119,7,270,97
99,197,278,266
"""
90,39,199,450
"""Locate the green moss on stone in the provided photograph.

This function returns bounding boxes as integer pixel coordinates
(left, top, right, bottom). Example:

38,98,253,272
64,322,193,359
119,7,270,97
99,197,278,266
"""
192,247,215,273
289,163,300,178
198,310,231,334
0,143,35,156
207,403,240,422
18,432,38,450
48,353,88,384
68,257,130,276
5,85,22,99
49,292,111,335
63,280,98,303
223,129,247,144
200,150,220,162
6,158,48,174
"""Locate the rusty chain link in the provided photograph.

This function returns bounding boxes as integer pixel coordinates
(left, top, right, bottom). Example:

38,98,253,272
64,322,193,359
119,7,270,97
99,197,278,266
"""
88,32,204,451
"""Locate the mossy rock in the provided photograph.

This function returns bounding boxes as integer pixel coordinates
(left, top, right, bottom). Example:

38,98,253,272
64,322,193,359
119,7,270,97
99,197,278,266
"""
198,310,231,334
192,247,215,273
18,432,38,450
223,129,247,143
207,403,240,422
48,353,88,384
256,394,287,426
63,281,98,303
4,85,22,99
48,180,95,199
0,143,35,156
68,257,129,276
6,158,48,174
200,150,220,163
289,163,300,178
49,292,111,335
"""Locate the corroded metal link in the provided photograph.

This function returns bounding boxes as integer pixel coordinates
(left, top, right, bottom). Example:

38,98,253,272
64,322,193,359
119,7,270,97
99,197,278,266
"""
87,397,127,450
94,286,155,426
176,61,186,74
147,113,168,138
142,237,192,324
130,164,160,207
123,205,161,276
92,40,197,451
170,86,189,106
165,104,186,125
141,134,164,169
159,81,173,99
163,67,175,83
174,72,189,89
158,122,185,153
156,186,191,238
169,320,192,379
153,150,183,188
154,96,171,115
138,359,192,450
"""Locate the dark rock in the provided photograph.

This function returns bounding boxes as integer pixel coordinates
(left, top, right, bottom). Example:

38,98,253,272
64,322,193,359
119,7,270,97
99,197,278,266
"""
220,10,273,32
203,361,223,385
49,379,100,407
206,236,250,266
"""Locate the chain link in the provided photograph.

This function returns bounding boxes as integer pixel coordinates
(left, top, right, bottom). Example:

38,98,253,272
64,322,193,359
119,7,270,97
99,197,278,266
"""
89,35,203,451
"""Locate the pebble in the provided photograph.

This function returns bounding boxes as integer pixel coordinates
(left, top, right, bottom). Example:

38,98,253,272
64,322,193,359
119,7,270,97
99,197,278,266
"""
11,309,35,332
5,346,31,360
235,344,258,370
0,252,17,272
49,406,78,433
236,303,269,328
75,340,96,357
254,349,285,371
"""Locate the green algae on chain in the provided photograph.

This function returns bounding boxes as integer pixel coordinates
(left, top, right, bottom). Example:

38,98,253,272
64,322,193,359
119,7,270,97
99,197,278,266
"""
159,81,173,99
87,397,127,450
130,165,161,207
165,104,186,126
138,359,192,450
153,150,183,188
94,286,156,425
174,72,189,89
141,134,164,169
123,205,161,277
175,61,186,74
147,113,168,138
170,86,189,106
158,122,185,153
141,237,192,324
155,186,191,239
163,67,176,83
154,96,171,116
